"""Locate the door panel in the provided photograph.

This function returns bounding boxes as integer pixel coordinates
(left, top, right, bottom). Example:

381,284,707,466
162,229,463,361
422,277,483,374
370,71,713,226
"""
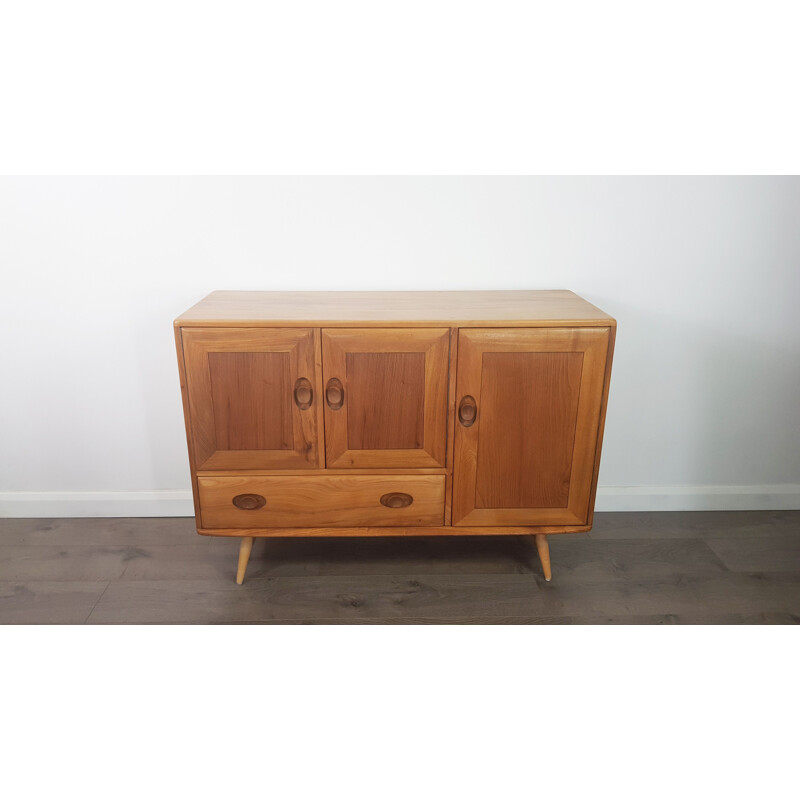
346,352,426,449
322,328,449,468
208,351,293,451
475,351,584,509
452,328,610,526
182,328,322,469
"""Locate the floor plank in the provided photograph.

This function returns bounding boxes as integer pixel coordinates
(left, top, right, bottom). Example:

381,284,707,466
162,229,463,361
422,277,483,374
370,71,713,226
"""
0,545,136,581
313,535,539,576
0,581,108,624
589,510,800,540
0,542,322,583
120,542,321,581
2,512,798,624
0,517,204,547
85,571,800,624
547,537,730,581
213,612,800,625
704,533,800,574
86,579,281,624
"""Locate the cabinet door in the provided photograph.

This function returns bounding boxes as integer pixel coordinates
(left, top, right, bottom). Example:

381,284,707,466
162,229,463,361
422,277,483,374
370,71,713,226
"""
452,327,611,526
322,328,450,468
181,328,322,470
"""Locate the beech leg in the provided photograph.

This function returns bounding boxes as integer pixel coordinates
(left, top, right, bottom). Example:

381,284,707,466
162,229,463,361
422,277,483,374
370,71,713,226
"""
236,537,254,585
534,534,552,581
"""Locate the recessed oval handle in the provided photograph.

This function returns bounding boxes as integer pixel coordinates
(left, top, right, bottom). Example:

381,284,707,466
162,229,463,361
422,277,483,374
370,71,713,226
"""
326,377,344,410
380,492,413,509
232,493,266,510
293,377,313,410
458,395,477,427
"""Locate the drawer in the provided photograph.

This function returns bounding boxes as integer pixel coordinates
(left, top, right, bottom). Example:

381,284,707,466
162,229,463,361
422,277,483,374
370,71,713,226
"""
198,474,445,528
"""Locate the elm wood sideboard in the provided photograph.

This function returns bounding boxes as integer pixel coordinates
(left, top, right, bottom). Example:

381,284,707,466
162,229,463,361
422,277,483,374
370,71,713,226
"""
174,291,616,583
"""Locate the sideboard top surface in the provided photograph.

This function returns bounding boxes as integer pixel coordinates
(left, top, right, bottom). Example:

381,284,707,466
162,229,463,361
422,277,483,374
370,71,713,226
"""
175,290,616,327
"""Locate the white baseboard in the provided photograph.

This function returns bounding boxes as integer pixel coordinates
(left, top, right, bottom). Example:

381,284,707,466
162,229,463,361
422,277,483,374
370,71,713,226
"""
595,484,800,512
0,491,195,518
0,485,798,518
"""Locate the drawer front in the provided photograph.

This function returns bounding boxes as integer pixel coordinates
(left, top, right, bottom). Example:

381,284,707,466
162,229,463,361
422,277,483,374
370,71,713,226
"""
198,475,445,528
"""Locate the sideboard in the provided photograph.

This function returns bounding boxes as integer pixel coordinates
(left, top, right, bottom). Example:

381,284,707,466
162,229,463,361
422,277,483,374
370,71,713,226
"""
174,291,616,583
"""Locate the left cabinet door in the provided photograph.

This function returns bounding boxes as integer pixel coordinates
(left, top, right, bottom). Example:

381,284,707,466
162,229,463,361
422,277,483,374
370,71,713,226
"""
181,328,323,470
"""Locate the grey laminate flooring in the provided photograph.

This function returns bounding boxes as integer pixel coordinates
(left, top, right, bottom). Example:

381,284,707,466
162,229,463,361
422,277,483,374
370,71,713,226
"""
1,512,798,623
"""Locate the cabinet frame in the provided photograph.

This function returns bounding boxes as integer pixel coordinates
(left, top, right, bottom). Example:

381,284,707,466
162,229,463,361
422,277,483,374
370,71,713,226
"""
174,291,617,586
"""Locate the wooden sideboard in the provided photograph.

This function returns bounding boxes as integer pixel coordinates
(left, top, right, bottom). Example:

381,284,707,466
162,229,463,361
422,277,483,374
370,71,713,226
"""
174,291,616,583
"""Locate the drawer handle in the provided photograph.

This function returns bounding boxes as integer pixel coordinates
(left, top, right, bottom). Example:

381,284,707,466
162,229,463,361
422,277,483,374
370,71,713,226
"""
380,492,413,509
326,378,344,410
232,493,266,510
293,377,313,410
458,395,477,427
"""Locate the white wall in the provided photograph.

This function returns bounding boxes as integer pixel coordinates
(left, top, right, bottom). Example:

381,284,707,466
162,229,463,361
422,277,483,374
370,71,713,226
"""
1,176,798,516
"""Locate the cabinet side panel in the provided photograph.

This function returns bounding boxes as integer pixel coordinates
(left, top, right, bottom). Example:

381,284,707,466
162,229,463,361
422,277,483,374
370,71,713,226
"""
174,326,201,523
443,327,458,525
585,325,616,527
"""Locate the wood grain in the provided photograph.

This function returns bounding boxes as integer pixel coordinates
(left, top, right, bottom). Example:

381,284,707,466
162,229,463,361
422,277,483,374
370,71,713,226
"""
174,327,203,521
585,325,616,527
181,327,323,470
535,534,552,581
346,352,425,449
475,351,583,509
236,537,254,584
175,290,617,328
196,524,593,538
197,468,448,476
443,326,458,525
452,327,611,527
198,474,446,528
322,328,449,468
208,351,292,450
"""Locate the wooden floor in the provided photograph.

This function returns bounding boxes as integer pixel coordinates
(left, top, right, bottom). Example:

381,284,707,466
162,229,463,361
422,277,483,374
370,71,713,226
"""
1,511,798,624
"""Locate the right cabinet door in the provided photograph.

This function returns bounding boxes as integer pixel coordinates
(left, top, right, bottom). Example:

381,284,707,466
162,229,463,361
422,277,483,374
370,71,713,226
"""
452,327,611,526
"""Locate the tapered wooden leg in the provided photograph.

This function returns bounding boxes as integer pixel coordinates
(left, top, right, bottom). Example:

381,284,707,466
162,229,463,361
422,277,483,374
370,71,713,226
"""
534,534,552,581
236,537,254,585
